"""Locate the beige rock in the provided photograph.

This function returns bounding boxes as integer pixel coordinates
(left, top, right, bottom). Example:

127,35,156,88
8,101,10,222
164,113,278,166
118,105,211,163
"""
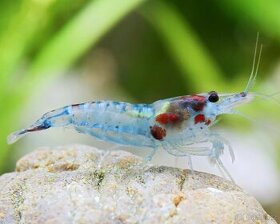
0,145,276,224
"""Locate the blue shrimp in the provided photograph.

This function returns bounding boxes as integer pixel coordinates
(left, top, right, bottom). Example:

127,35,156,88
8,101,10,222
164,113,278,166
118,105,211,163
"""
7,41,263,182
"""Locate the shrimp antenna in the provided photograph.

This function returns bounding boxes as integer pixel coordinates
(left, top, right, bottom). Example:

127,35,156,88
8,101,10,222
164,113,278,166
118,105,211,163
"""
244,33,263,93
252,92,280,106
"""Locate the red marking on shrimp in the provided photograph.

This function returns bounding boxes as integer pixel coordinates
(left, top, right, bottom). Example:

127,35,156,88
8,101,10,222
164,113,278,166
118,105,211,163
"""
169,114,179,122
71,104,80,109
193,104,204,111
179,95,206,111
27,123,50,132
156,113,180,125
156,113,169,124
194,114,211,125
191,95,205,102
191,95,206,111
150,125,166,140
194,114,205,124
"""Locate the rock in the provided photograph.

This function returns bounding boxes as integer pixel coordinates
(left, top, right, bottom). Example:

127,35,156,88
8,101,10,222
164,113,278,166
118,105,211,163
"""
0,144,276,224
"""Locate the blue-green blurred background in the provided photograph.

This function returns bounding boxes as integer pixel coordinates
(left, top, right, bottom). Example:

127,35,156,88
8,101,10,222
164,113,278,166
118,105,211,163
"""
1,0,280,220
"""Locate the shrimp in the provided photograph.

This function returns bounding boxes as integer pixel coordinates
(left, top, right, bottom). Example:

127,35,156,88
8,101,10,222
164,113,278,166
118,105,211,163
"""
7,38,263,182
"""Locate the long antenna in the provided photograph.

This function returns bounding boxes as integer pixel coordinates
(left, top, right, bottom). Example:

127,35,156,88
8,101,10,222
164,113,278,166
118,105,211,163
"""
244,33,263,93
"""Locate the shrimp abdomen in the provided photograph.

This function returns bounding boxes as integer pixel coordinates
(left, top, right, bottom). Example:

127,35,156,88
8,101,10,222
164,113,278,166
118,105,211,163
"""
71,101,156,147
8,101,156,147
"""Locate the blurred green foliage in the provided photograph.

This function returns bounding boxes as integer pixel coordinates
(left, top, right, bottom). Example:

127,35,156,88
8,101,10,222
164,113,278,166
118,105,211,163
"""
1,0,280,177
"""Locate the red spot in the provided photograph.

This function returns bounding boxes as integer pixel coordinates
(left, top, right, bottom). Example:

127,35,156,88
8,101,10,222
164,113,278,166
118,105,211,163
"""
194,114,205,124
150,125,166,140
194,114,212,125
156,113,179,125
169,113,179,122
156,113,169,124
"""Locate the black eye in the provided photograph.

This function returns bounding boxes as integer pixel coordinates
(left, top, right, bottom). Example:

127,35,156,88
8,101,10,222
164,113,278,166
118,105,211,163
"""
208,91,219,103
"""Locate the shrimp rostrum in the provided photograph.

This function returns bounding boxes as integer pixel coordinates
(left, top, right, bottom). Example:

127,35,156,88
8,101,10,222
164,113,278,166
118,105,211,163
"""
8,42,263,182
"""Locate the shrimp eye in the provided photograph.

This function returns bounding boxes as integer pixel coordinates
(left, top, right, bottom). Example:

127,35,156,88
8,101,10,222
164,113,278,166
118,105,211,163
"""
208,91,219,103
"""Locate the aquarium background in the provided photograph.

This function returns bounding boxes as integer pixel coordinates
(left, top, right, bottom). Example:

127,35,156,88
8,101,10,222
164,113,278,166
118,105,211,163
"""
1,0,280,220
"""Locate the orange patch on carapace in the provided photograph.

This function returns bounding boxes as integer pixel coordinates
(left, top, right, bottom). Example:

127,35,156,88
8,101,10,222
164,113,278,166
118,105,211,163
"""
156,113,180,125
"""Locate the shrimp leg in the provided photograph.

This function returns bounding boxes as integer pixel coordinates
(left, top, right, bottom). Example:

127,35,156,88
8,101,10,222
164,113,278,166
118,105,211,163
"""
164,143,211,173
208,135,234,182
215,158,235,182
173,156,193,172
145,148,157,162
187,156,194,174
209,132,235,163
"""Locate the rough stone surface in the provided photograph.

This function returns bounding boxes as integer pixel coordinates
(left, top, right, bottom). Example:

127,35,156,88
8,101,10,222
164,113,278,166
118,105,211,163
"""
0,145,276,224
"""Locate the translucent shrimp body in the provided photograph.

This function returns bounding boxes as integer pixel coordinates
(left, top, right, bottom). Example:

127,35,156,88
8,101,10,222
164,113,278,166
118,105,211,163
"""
8,38,263,182
7,89,255,182
7,96,229,148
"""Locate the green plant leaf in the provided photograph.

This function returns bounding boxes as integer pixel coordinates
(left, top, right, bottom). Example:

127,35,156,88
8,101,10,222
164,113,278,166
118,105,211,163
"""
139,1,226,91
217,0,280,39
